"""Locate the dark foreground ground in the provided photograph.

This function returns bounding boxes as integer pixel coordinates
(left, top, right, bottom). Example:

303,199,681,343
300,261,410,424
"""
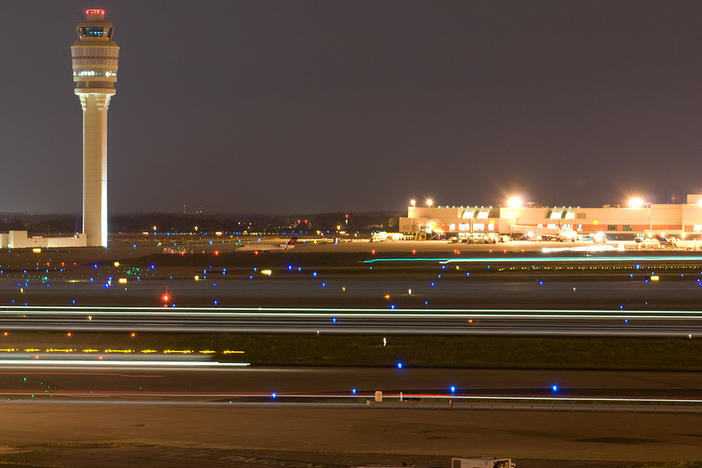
0,404,701,467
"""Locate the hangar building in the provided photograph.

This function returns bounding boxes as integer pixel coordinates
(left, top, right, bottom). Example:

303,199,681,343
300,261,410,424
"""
399,194,702,238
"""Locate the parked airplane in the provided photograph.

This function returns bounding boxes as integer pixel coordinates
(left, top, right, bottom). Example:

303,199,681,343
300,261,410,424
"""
237,237,297,251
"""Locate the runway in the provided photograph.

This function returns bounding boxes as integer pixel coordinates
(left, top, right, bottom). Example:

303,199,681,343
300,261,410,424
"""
0,305,701,336
3,365,702,404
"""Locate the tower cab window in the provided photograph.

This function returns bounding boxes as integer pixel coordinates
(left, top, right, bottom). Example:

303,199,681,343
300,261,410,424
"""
80,27,110,38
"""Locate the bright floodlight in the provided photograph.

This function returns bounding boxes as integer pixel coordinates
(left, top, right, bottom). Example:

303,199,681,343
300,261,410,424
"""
507,196,523,208
426,198,433,207
628,197,644,208
409,199,416,207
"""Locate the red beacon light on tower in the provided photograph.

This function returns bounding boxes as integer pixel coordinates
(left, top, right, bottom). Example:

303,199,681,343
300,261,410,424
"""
85,9,105,16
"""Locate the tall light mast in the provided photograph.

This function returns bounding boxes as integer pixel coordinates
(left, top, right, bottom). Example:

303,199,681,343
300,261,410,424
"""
71,9,119,247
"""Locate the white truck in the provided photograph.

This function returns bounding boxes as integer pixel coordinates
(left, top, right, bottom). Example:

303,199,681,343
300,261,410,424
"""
371,231,404,242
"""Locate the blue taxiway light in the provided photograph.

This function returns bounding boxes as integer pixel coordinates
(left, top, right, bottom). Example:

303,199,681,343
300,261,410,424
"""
552,385,559,392
396,362,403,369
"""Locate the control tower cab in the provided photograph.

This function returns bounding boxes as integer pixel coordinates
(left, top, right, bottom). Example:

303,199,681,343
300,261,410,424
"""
70,9,119,248
71,9,119,91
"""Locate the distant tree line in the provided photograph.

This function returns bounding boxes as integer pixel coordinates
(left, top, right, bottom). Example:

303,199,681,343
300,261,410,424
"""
0,211,400,235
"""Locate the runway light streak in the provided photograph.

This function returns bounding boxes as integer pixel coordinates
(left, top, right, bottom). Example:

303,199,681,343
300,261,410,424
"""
0,371,162,378
0,359,250,367
2,305,702,320
362,256,702,264
1,391,700,406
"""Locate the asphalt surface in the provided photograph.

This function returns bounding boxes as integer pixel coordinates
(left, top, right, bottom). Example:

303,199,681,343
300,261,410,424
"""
3,403,702,466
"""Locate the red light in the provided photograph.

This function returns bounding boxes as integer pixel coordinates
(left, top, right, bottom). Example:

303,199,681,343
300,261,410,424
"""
161,294,169,303
345,213,349,219
254,250,259,255
85,9,105,16
371,249,376,255
214,250,219,256
411,249,416,254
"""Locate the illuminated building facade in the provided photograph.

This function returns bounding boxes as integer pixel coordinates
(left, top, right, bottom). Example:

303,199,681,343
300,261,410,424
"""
400,194,702,237
71,9,119,247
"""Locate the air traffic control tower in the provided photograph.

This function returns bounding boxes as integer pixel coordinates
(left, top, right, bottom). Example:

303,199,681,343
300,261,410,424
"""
71,9,119,247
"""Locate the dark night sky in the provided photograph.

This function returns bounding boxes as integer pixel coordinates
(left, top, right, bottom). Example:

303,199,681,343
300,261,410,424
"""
2,1,702,214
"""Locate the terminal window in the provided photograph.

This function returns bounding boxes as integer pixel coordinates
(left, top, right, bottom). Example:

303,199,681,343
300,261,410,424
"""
622,224,633,231
607,224,618,231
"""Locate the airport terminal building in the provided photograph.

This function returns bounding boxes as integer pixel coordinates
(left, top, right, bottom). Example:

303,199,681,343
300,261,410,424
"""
399,193,702,238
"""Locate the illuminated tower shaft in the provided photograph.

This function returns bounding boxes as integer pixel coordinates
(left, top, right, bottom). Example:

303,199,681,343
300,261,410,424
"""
71,9,119,247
